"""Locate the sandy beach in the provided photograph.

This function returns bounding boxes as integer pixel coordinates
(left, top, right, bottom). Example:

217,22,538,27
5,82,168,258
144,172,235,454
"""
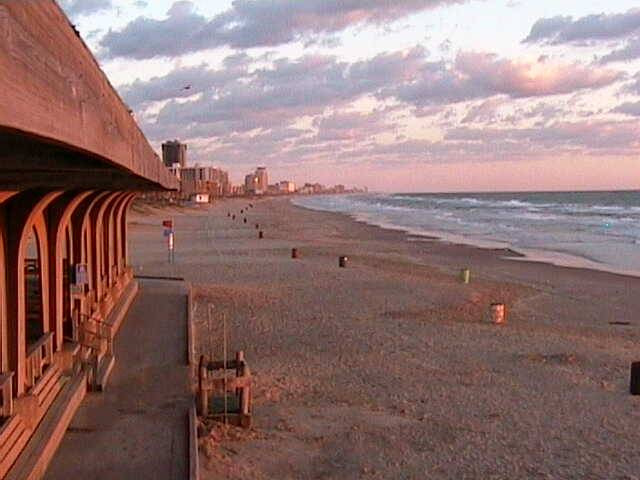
129,196,640,480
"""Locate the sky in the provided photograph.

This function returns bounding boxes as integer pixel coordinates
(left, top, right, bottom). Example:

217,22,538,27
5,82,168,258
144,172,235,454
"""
59,0,640,192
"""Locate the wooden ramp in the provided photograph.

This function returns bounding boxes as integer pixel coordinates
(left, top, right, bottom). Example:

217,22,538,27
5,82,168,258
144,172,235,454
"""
43,280,192,480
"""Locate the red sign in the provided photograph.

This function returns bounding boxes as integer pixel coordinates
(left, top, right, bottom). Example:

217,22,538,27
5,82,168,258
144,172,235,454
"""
162,220,173,228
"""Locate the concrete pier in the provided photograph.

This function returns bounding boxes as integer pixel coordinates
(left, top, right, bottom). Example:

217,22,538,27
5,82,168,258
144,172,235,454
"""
43,280,191,480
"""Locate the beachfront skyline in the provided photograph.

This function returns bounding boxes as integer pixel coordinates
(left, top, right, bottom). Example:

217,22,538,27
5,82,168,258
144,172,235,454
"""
61,1,640,192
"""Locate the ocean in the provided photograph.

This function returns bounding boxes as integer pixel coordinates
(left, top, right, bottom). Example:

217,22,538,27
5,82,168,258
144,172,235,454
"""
292,191,640,277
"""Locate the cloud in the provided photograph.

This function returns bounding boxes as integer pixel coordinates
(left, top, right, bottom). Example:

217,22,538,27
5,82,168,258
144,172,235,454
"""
612,101,640,117
600,35,640,63
446,120,640,153
624,73,640,94
311,110,397,142
119,53,251,107
390,52,621,107
459,53,621,96
100,0,467,59
523,8,640,45
514,102,565,122
461,97,507,123
59,0,113,16
131,47,428,140
124,45,625,171
179,114,640,173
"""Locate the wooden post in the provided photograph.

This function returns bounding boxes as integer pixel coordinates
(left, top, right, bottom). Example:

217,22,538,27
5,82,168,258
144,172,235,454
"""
240,363,251,428
198,355,208,415
235,351,244,377
235,351,244,399
460,268,470,284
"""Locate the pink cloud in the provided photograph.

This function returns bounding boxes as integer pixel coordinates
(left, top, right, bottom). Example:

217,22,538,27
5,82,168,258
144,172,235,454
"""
455,52,623,97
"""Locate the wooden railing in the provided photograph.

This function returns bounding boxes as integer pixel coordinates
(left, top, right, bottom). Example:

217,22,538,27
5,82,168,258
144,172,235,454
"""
76,312,113,389
85,289,97,314
25,332,54,390
0,372,14,418
77,313,112,355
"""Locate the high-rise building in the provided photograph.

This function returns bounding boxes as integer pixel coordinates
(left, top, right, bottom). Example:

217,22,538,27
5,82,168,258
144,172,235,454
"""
255,167,268,193
162,140,187,168
243,167,269,195
181,166,230,197
278,181,296,193
245,173,257,194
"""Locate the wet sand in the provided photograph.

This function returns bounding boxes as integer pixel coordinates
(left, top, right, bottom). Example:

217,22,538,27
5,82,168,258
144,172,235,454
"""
129,196,640,480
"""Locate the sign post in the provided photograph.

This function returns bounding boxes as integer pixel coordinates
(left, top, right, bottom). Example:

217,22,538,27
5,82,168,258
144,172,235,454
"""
71,263,88,294
163,219,175,263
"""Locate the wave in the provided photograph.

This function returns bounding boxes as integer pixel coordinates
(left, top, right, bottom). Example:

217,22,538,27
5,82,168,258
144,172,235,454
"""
292,192,640,276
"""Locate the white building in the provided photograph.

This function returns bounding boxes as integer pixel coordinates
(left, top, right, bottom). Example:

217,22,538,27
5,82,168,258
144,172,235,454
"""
192,193,210,203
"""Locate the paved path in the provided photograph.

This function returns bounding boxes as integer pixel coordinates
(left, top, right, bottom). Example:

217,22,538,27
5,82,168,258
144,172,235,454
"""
44,280,191,480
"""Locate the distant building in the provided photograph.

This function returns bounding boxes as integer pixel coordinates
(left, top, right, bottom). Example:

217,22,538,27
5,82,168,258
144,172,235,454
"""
267,184,280,195
299,182,326,194
181,166,230,197
162,140,187,168
231,185,246,196
278,181,296,193
245,173,258,194
244,167,268,195
298,183,314,194
255,167,268,193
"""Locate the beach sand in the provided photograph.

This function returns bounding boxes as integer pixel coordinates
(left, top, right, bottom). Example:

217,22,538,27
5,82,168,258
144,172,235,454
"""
129,197,640,480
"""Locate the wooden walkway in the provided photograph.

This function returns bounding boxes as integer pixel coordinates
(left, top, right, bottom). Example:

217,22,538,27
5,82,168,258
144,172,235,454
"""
44,280,191,480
